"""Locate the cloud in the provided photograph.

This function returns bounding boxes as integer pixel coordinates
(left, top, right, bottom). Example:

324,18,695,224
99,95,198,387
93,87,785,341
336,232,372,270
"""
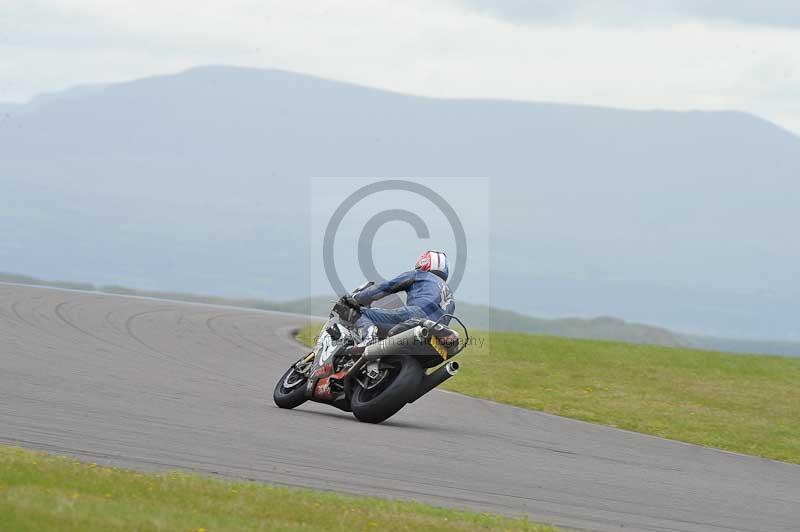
460,1,800,29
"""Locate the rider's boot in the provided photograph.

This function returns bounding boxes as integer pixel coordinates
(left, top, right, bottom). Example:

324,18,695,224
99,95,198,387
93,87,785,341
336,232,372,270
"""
345,325,378,357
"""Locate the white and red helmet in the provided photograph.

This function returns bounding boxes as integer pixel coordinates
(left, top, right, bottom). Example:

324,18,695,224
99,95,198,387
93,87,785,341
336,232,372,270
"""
415,250,449,281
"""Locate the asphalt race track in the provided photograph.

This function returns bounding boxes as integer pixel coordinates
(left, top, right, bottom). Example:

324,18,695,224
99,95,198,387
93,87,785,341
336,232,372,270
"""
1,283,798,531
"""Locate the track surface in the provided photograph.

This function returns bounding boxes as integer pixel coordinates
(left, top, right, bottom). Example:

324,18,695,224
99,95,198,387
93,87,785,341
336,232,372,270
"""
1,284,798,531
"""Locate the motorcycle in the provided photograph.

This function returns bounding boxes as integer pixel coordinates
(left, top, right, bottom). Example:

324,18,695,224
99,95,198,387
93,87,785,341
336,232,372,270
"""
273,282,469,423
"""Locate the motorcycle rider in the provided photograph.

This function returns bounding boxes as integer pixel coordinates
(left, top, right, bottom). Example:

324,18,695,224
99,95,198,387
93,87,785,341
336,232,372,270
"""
341,250,455,349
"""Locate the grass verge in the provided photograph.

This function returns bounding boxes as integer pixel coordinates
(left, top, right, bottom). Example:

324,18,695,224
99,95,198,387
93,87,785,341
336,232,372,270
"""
0,446,558,531
297,325,800,464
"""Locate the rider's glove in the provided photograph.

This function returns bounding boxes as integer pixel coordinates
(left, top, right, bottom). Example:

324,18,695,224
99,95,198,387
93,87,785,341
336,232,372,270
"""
339,295,360,310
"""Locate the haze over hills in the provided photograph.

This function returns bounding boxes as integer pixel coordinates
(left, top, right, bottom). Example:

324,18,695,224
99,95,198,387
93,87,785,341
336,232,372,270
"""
2,66,799,342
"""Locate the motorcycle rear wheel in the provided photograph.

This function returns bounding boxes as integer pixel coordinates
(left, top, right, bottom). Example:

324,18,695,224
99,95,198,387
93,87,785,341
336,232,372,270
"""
351,356,422,423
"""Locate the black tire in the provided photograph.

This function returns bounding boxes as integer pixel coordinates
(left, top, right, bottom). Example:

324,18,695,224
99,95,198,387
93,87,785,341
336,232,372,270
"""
273,365,308,409
351,356,422,424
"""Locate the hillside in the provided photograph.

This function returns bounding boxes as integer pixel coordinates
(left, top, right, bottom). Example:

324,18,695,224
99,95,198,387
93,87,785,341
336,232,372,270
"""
0,272,683,347
2,66,799,340
276,294,687,347
7,272,800,355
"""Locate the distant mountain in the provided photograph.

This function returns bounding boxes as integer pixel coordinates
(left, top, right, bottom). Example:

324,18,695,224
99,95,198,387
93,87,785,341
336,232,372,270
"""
0,85,107,117
25,84,109,108
458,303,687,347
2,66,799,341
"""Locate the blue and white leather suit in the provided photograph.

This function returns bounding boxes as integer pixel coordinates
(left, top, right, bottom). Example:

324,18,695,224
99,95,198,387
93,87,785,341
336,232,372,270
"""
353,270,455,338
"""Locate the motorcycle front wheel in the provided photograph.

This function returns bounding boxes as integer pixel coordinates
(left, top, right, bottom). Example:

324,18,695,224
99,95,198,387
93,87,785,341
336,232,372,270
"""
273,364,309,409
351,356,422,423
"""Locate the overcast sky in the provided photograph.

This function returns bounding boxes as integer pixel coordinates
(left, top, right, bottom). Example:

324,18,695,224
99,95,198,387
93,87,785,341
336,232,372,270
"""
2,1,799,134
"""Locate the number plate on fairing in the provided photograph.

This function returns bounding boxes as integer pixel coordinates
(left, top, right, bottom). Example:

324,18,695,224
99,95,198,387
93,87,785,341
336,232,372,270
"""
430,335,449,360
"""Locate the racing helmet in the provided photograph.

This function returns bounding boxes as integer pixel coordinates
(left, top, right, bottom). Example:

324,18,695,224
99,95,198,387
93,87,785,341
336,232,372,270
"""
415,250,449,281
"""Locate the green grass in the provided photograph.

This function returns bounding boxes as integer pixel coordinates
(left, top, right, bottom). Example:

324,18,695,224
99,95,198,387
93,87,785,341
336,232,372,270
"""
298,325,800,464
0,446,557,531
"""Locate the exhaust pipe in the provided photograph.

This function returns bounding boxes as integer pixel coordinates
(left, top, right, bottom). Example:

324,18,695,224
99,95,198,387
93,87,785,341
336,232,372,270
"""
343,326,428,386
363,326,426,361
409,361,459,403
